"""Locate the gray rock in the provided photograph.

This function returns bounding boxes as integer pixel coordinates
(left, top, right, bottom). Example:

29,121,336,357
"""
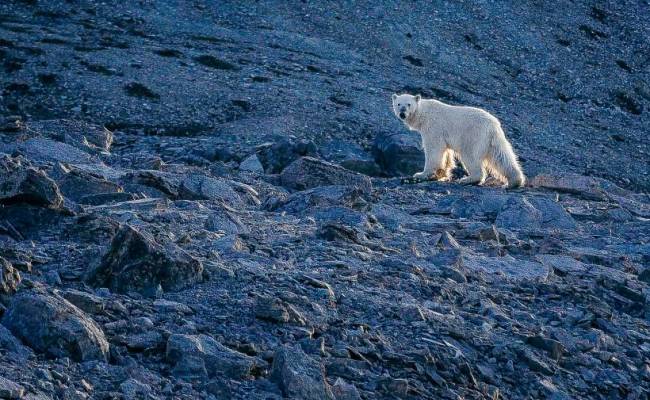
17,137,100,166
531,173,630,201
1,290,109,362
120,379,151,400
86,224,203,296
204,209,248,234
0,257,20,302
178,174,243,205
26,119,113,152
0,324,32,360
255,296,290,323
496,196,575,230
0,376,24,400
372,131,423,176
239,154,265,173
166,334,256,379
0,155,64,208
52,163,122,203
271,344,334,400
278,185,367,214
331,378,361,400
321,140,381,176
463,254,551,282
280,157,372,194
61,289,105,314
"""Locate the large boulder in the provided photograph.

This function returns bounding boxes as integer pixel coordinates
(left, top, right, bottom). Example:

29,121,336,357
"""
320,139,381,176
256,138,318,173
280,157,372,194
0,324,32,360
372,131,423,176
86,224,203,296
1,290,109,362
51,163,123,203
495,196,576,231
166,334,257,379
271,344,334,400
0,155,63,208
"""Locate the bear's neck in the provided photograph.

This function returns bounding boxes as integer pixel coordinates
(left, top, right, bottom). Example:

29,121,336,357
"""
405,108,423,131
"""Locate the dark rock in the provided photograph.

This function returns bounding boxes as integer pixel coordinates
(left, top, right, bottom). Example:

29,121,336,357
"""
0,324,32,360
320,140,381,176
280,157,372,194
120,379,151,400
372,131,423,176
271,344,334,400
0,155,63,208
257,138,318,174
1,290,109,362
86,224,203,296
496,196,575,231
166,334,256,379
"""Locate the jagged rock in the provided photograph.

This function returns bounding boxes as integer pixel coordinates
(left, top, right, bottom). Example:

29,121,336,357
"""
239,154,265,173
372,131,423,176
331,378,361,400
178,174,243,205
0,257,20,302
255,296,290,323
26,119,113,152
0,376,24,400
120,379,151,400
463,254,551,281
277,185,367,214
1,290,109,362
0,155,63,208
61,289,104,314
271,344,334,400
531,173,630,201
166,334,256,379
496,196,576,230
257,138,318,174
0,324,32,360
280,157,372,194
204,209,248,234
51,163,122,203
85,224,203,296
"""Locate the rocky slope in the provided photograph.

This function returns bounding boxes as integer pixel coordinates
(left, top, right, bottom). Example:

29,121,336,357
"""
0,1,649,399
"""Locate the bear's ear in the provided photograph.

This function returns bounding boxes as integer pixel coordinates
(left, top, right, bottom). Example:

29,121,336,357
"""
392,93,397,101
415,94,421,103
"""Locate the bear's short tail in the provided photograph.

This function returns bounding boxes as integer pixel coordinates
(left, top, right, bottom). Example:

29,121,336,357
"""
488,126,526,188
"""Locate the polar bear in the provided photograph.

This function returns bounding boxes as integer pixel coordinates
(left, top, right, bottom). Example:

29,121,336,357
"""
392,93,526,188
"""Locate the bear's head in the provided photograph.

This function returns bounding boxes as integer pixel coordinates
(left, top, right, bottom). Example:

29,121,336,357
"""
392,93,421,121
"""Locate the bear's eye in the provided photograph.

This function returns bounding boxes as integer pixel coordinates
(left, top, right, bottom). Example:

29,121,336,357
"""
397,104,401,106
407,104,411,107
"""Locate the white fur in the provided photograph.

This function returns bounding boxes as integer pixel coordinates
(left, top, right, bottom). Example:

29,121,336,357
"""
392,93,526,188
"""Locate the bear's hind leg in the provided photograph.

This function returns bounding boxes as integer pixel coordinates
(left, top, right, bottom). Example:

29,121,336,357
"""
457,158,485,186
435,149,455,181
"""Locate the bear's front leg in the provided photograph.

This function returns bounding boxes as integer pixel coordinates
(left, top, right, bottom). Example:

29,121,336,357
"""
413,136,445,182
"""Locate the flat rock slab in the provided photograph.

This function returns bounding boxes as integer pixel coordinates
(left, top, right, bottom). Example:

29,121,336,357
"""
280,157,372,194
463,254,551,282
1,290,109,362
86,224,203,296
531,173,630,201
26,119,113,152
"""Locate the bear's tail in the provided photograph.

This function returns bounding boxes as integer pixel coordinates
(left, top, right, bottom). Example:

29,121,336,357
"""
488,125,526,188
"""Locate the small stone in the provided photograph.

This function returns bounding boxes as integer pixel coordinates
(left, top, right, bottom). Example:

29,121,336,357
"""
271,344,334,400
61,289,104,314
255,296,290,323
239,154,265,173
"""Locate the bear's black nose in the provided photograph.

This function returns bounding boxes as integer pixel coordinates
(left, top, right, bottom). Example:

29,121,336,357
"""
399,112,406,119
